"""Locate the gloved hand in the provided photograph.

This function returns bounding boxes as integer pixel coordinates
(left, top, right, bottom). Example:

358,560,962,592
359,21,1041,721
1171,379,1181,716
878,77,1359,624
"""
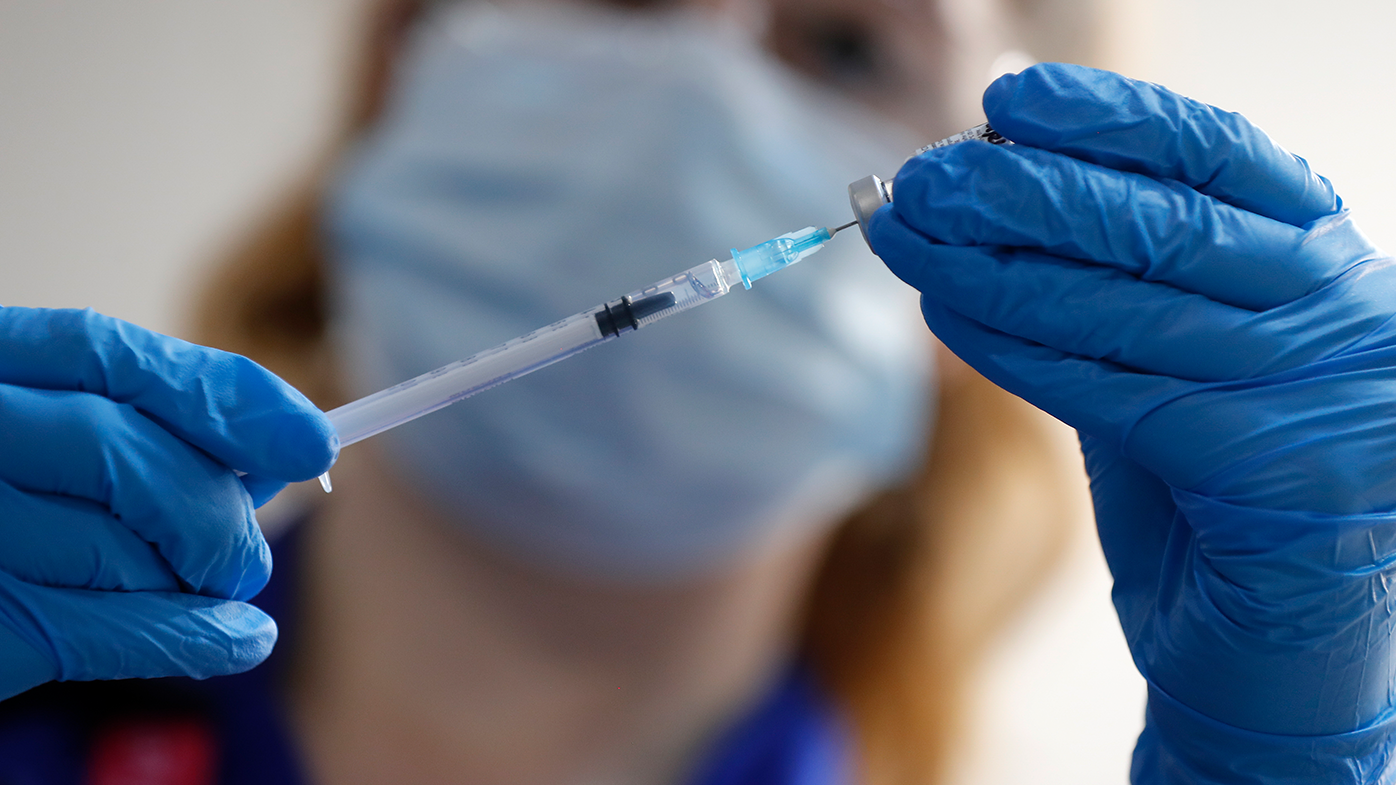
0,307,337,701
870,63,1396,782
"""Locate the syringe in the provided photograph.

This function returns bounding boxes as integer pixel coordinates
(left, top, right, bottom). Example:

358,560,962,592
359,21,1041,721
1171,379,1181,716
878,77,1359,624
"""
315,121,1005,491
316,223,855,490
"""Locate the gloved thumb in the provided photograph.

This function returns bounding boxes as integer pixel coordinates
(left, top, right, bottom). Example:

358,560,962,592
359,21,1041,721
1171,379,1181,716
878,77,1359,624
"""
0,572,276,701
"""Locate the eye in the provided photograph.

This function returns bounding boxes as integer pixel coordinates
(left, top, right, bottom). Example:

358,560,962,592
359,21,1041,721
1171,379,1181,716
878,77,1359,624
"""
808,21,881,84
767,16,896,95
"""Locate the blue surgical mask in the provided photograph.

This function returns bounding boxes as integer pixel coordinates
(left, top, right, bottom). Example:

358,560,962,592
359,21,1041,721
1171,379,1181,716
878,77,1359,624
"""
325,1,934,581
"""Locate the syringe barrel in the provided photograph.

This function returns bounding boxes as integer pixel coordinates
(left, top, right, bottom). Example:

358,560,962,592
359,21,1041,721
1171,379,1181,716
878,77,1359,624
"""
325,258,736,449
328,311,607,448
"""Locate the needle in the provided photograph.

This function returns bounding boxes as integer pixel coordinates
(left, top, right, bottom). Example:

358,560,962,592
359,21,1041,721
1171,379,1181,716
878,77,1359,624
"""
829,220,858,237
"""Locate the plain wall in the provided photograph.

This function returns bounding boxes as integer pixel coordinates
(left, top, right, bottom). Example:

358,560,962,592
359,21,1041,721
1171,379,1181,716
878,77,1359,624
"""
1,2,1393,784
0,0,371,336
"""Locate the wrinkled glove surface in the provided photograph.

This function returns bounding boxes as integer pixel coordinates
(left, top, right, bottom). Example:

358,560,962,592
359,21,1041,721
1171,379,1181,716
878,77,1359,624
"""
872,63,1396,783
0,307,337,700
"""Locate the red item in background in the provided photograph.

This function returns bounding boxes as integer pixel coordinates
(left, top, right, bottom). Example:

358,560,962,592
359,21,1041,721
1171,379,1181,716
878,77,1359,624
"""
89,719,216,785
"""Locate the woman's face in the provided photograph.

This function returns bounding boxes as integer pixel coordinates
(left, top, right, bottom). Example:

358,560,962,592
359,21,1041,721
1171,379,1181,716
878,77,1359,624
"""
339,0,943,579
469,0,1021,140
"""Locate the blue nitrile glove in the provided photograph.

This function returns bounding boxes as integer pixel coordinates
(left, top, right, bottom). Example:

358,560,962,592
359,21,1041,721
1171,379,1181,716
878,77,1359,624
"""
0,307,337,701
870,63,1396,782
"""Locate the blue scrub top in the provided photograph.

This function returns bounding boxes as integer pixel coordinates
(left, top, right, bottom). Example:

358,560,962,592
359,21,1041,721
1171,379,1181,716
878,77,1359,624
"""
0,520,854,785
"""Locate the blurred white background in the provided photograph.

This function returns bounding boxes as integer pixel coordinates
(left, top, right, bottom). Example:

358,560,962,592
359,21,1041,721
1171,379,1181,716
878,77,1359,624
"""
1,2,1393,783
0,0,372,336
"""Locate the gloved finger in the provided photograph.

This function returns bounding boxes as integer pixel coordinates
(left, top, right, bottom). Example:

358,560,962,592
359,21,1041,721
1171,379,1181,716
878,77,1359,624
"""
1127,348,1396,516
873,211,1261,381
981,63,1339,227
0,384,269,601
872,209,1396,381
889,143,1374,310
914,298,1396,512
0,307,337,484
914,296,1197,451
0,575,276,701
917,247,1396,515
0,480,180,592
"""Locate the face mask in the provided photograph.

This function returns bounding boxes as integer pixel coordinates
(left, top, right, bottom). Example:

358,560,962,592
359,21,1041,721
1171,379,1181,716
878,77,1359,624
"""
325,1,934,581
